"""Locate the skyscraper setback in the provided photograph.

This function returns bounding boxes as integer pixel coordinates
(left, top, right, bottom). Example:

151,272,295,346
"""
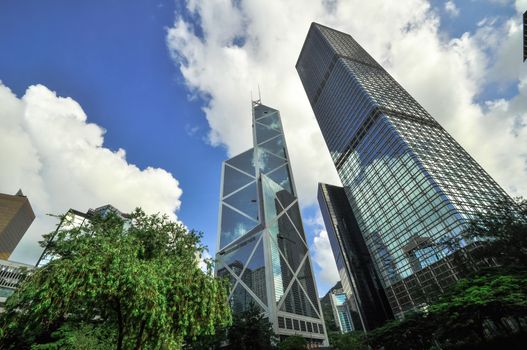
215,101,328,345
297,23,510,318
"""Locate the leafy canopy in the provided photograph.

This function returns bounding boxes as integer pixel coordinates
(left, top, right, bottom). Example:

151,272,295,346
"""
227,303,277,350
0,209,231,350
277,335,307,350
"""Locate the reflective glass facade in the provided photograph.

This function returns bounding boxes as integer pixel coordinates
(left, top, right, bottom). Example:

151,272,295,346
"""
318,183,393,330
330,289,354,333
297,23,511,317
216,102,328,345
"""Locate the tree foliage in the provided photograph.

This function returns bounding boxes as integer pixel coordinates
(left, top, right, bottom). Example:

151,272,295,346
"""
227,303,277,350
328,331,368,350
462,197,527,267
333,199,527,349
0,209,231,350
277,335,306,350
364,270,527,349
30,322,115,350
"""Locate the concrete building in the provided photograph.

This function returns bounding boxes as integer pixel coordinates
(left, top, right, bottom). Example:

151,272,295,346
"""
0,259,34,311
0,190,35,260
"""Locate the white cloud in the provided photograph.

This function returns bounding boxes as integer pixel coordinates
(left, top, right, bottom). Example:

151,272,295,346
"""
514,0,527,12
166,0,527,203
308,210,340,288
167,0,527,295
0,82,183,264
312,230,340,286
199,250,213,273
444,1,460,17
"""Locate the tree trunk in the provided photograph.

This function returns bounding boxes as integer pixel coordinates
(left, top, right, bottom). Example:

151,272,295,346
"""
134,320,147,350
116,299,124,350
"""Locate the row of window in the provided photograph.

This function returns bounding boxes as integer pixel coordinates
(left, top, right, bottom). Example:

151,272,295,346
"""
277,316,325,335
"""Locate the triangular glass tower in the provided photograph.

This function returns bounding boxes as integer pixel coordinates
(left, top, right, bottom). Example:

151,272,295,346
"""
215,101,328,346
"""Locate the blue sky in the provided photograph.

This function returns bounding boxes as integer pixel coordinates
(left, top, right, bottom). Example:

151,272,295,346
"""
1,0,526,296
0,0,221,239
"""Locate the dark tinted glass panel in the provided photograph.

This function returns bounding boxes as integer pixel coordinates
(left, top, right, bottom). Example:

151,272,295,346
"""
296,259,320,314
240,239,267,305
286,318,293,329
218,235,259,276
300,320,306,332
255,122,280,144
226,149,256,176
279,280,318,318
231,283,264,314
285,203,307,242
271,215,307,273
220,205,258,248
223,165,254,197
262,176,285,224
254,105,278,119
278,316,285,328
259,135,286,158
255,149,286,173
216,266,237,293
267,165,294,196
270,233,295,303
224,182,259,221
258,113,281,131
293,319,300,330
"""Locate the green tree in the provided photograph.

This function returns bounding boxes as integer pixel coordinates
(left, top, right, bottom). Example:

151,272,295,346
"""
363,270,527,349
0,209,231,350
429,271,527,348
277,335,306,350
329,331,368,350
30,322,116,350
227,303,276,350
462,197,527,268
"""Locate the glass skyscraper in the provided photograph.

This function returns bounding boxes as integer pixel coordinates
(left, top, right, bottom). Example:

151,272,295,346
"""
318,183,393,330
215,101,328,345
297,23,510,318
329,288,354,333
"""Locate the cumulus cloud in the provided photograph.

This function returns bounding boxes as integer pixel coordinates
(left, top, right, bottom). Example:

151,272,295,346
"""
308,210,340,288
444,1,460,17
167,0,527,293
167,0,527,205
0,82,183,264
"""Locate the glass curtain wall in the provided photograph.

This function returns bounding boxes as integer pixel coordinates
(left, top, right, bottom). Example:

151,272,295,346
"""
216,102,328,345
297,23,511,317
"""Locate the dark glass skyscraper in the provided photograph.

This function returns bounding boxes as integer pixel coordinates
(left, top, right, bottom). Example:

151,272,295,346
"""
215,101,328,345
318,183,392,330
297,23,510,317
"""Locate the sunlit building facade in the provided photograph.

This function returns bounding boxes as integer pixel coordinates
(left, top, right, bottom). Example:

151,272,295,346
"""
297,23,510,317
0,190,35,260
215,101,328,346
